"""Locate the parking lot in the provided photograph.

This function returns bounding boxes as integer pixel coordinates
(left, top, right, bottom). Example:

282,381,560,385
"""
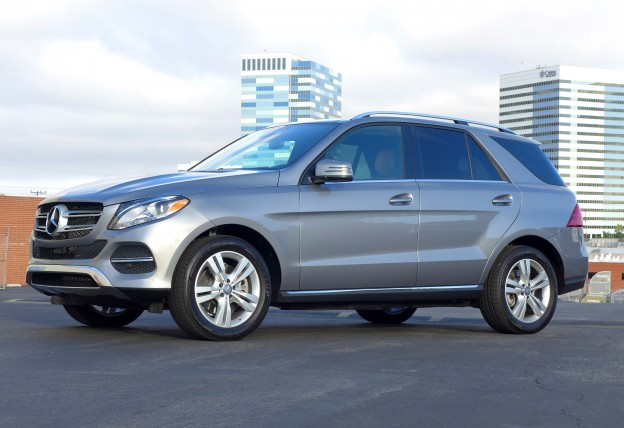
1,286,623,427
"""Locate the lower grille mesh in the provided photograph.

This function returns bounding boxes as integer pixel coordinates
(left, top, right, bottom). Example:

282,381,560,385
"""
32,241,107,260
31,272,99,288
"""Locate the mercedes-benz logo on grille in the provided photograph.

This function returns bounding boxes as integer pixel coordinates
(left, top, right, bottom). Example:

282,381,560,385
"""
45,204,69,236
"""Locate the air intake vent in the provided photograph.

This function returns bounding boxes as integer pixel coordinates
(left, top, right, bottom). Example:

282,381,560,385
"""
111,244,156,274
31,272,99,288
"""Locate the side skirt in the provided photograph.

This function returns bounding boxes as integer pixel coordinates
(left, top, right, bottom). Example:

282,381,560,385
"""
274,285,483,310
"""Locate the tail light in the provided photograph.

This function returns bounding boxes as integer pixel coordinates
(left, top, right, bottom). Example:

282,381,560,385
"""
566,203,584,227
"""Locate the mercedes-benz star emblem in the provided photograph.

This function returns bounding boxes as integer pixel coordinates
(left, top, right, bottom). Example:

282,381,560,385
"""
45,204,69,236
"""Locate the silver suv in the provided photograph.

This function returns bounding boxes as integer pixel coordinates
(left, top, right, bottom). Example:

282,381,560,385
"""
27,112,588,340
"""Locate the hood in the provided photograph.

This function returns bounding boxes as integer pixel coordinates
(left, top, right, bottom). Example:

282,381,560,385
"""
42,170,280,206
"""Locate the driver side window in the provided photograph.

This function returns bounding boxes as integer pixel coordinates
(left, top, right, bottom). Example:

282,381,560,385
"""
324,125,404,180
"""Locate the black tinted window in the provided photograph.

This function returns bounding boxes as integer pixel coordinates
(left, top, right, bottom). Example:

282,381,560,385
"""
415,127,471,180
467,137,503,181
325,125,404,180
492,136,565,186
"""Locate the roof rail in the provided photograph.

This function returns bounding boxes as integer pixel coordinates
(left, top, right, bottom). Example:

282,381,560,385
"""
352,111,516,135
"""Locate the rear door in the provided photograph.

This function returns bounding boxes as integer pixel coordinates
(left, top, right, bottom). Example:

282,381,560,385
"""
412,126,521,286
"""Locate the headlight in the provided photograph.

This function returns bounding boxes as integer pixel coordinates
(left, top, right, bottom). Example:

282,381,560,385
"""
108,196,190,230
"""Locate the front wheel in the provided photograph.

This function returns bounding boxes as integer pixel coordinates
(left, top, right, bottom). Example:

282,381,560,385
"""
169,236,271,341
63,305,143,327
480,245,557,334
356,307,416,324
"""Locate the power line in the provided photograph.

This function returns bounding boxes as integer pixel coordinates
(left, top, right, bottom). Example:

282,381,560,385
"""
0,163,121,177
0,185,63,190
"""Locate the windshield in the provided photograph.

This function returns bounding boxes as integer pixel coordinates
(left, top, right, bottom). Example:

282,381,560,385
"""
191,122,340,172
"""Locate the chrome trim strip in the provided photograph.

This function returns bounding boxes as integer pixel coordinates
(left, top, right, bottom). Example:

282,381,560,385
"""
27,264,113,288
110,257,155,263
62,225,98,231
66,212,102,217
284,285,481,296
326,179,415,184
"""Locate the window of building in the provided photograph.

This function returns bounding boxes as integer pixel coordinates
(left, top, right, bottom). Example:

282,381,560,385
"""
282,58,286,69
262,59,266,70
242,59,246,71
272,58,276,70
252,59,256,71
323,125,404,181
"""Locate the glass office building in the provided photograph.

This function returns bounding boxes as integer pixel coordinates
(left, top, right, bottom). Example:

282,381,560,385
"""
500,66,624,236
240,52,342,135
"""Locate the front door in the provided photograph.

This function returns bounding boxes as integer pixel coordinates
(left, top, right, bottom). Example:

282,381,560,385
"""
299,124,419,291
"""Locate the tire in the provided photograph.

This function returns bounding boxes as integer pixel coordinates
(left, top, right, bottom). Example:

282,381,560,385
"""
169,235,271,341
63,305,143,327
480,245,558,334
356,307,416,324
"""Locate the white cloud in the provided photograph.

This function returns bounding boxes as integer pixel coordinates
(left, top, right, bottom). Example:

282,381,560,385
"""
1,0,624,195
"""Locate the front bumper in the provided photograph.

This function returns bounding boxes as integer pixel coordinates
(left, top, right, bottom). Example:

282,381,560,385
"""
27,201,215,306
26,264,169,308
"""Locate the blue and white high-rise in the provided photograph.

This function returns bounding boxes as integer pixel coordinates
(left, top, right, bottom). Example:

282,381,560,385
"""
500,65,624,236
241,52,342,135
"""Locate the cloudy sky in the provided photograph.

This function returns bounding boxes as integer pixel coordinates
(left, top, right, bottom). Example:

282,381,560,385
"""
1,0,623,196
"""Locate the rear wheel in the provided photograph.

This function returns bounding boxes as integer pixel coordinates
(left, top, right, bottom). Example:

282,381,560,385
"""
356,307,416,324
63,305,143,327
480,245,557,334
169,236,271,341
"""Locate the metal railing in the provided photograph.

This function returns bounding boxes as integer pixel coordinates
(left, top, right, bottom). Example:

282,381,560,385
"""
352,111,517,134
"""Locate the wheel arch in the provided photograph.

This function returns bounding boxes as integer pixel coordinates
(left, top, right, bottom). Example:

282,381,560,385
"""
192,224,283,301
507,235,564,294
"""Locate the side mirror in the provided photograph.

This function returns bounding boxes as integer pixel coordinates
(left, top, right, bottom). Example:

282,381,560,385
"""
310,159,353,184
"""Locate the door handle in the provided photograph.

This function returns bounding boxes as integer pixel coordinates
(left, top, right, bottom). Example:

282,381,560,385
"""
492,194,513,206
389,193,413,206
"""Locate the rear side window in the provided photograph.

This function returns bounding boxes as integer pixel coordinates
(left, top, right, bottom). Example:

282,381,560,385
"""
416,127,471,180
414,127,502,181
467,137,503,181
491,136,565,186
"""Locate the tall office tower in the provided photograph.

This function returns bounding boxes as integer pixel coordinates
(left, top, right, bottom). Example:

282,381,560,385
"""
240,52,342,135
500,66,624,236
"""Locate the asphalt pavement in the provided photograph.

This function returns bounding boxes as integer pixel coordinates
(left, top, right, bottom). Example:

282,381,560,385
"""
1,286,623,428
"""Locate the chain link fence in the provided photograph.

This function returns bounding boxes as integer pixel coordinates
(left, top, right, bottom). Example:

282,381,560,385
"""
0,229,8,290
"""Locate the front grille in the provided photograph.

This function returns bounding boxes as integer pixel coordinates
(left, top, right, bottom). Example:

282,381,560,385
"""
31,272,99,288
35,202,104,241
111,244,156,274
32,240,107,260
39,202,103,213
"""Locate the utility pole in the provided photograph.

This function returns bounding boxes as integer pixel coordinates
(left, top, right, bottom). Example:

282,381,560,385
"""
30,190,47,197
